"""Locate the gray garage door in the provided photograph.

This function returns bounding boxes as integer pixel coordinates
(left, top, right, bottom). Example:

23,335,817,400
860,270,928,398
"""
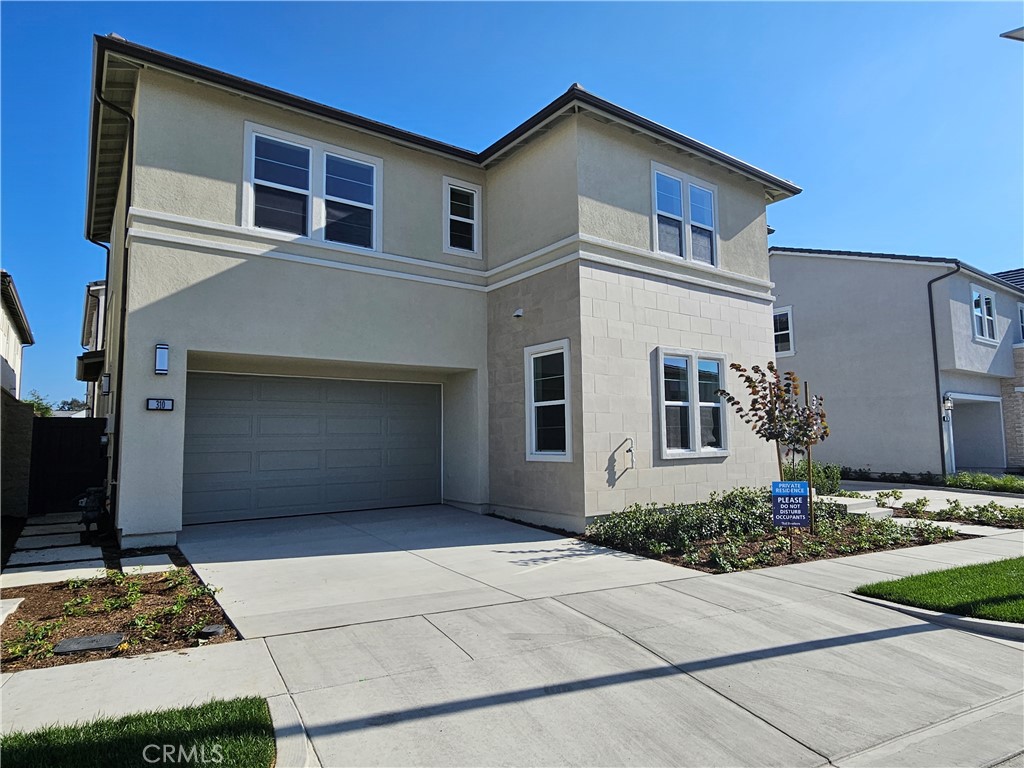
182,373,441,524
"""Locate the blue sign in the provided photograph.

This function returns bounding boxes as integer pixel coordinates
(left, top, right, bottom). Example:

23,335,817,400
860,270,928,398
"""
772,481,810,527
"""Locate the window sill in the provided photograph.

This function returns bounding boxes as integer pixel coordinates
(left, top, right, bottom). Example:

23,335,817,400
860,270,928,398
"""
972,335,999,347
661,449,731,461
775,350,795,358
526,452,574,463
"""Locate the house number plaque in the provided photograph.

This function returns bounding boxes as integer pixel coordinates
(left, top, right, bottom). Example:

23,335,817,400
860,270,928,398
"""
146,398,174,411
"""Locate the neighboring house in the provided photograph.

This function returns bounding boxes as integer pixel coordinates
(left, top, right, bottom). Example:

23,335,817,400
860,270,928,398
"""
1,270,34,398
84,35,800,547
770,247,1024,476
76,280,107,416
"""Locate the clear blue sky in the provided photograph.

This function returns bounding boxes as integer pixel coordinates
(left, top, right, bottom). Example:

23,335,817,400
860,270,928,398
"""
2,2,1022,402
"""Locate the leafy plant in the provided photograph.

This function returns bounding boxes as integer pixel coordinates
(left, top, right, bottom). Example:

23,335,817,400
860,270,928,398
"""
875,490,904,508
784,460,842,495
162,567,191,589
131,613,161,640
62,595,93,617
900,497,931,516
3,619,65,660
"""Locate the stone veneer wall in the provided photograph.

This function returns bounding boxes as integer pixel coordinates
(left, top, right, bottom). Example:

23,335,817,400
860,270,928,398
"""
1,389,34,517
1001,346,1024,470
579,263,778,517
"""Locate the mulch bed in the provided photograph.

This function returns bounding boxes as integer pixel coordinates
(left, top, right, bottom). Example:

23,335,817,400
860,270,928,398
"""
1,567,237,672
582,523,973,574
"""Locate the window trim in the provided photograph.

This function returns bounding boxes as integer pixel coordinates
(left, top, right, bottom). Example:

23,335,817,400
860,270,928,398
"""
970,283,998,344
657,347,729,460
242,122,383,252
1017,302,1024,344
524,339,573,463
773,305,795,358
650,162,720,267
442,177,482,258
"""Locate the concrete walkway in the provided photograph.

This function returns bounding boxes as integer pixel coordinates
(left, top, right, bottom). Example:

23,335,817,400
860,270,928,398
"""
2,511,1021,767
842,480,1024,509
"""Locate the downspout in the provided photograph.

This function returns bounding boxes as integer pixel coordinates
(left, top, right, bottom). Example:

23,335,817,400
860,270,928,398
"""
927,263,962,476
92,88,135,523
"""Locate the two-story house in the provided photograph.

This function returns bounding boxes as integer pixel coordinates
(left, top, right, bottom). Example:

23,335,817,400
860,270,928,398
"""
770,247,1024,476
83,35,800,547
1,270,34,398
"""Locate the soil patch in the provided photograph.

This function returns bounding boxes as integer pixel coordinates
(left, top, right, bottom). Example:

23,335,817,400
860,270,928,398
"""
1,567,236,672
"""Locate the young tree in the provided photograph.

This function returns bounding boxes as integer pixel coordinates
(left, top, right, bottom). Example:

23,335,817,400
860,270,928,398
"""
718,362,830,531
23,389,54,417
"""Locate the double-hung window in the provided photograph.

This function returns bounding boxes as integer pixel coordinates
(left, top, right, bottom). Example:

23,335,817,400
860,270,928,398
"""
525,339,572,462
652,163,718,266
252,134,311,236
325,153,376,249
658,348,727,459
774,306,794,356
971,284,997,342
246,123,382,250
1017,303,1024,343
443,177,481,256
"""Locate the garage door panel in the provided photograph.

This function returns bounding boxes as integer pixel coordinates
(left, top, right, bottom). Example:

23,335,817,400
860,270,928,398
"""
326,380,386,404
183,374,441,523
187,377,256,402
186,415,254,438
326,448,384,469
257,450,321,472
184,451,252,476
183,488,252,515
258,379,323,402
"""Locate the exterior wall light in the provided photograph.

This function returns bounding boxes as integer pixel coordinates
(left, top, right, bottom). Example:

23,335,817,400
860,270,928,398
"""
942,395,954,412
512,308,524,318
101,373,111,396
154,344,170,375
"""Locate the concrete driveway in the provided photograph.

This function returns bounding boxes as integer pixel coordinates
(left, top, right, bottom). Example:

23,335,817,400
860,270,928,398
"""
7,509,1017,765
177,505,687,638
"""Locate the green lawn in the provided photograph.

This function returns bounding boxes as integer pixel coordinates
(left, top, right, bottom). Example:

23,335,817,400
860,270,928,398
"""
855,557,1024,623
0,696,275,768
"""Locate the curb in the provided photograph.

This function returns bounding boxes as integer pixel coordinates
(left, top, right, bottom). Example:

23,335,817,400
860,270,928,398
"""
267,694,320,768
848,593,1024,641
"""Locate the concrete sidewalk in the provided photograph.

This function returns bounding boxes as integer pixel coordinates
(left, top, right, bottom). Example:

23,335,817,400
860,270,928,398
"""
3,530,1021,767
842,480,1024,509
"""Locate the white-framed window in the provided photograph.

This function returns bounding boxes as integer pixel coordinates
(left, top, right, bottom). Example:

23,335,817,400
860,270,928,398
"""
651,163,719,267
774,306,795,357
657,348,728,459
1017,303,1024,343
524,339,572,462
252,133,311,236
443,177,481,256
971,284,997,342
243,122,383,251
324,152,376,249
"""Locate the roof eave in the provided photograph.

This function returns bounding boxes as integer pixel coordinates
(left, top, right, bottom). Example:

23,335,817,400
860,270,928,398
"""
0,272,35,346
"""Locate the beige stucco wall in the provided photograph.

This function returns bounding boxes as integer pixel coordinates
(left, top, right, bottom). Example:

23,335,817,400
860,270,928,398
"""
487,260,585,531
771,253,947,474
933,272,1019,378
580,263,777,514
484,117,579,269
115,239,489,544
576,117,771,283
133,70,487,270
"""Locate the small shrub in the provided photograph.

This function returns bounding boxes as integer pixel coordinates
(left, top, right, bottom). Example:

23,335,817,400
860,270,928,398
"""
62,595,93,617
875,490,904,508
946,472,1024,494
783,459,842,495
3,619,65,660
900,497,930,516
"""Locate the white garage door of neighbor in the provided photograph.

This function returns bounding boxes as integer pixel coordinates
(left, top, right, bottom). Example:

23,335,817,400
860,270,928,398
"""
182,373,442,524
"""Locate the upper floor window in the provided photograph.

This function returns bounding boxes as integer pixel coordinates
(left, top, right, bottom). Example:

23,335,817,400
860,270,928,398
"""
652,164,718,267
443,177,481,256
245,123,382,251
325,153,375,248
1018,303,1024,343
525,339,572,462
657,347,727,459
774,306,794,357
253,135,311,236
971,284,997,342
